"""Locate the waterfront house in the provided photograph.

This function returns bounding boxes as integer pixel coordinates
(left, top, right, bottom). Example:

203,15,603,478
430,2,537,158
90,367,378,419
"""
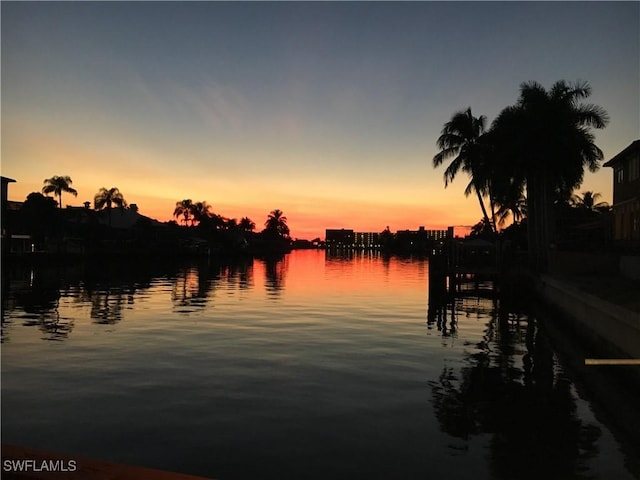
603,140,640,248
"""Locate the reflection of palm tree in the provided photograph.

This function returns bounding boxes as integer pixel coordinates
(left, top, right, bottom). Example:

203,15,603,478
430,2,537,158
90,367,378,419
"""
174,199,194,226
264,255,287,295
7,267,74,341
42,175,78,209
94,187,127,227
89,289,125,324
433,108,495,234
429,310,601,479
171,266,213,309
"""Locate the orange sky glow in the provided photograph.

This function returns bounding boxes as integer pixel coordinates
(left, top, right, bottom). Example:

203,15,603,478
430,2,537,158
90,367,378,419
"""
2,2,636,241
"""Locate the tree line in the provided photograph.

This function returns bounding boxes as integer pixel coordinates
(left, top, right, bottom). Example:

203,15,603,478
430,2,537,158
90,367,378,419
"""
35,175,290,240
432,80,610,272
8,176,292,256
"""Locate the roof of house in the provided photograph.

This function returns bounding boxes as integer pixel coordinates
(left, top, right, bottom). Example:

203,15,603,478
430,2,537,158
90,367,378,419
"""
603,139,640,168
96,207,159,229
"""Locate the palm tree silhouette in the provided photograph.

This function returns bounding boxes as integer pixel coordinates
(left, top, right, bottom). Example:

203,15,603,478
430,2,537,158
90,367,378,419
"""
174,199,194,226
491,80,608,271
264,209,290,238
239,217,256,232
570,191,609,211
496,195,527,227
42,175,78,209
94,187,127,227
433,108,496,234
191,201,212,225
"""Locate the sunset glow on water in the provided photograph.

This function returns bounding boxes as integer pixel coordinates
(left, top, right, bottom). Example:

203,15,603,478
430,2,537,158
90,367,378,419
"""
2,250,637,479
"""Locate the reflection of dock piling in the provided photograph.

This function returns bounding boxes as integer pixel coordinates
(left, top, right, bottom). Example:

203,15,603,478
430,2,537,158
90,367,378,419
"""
427,239,502,335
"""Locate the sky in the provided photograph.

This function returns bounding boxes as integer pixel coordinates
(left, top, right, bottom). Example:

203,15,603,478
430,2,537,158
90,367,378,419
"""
2,1,638,240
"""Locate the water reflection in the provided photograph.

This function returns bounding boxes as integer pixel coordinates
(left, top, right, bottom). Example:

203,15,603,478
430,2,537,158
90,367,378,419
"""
1,252,635,479
262,255,287,296
1,256,258,339
1,263,74,341
428,277,602,479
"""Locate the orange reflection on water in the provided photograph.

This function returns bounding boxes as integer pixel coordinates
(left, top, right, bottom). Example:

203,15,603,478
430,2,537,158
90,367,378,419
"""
281,249,429,300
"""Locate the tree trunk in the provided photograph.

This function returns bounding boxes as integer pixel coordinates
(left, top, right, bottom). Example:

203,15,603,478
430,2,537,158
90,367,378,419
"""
474,183,494,235
526,172,538,271
488,183,498,234
538,173,550,273
527,169,550,274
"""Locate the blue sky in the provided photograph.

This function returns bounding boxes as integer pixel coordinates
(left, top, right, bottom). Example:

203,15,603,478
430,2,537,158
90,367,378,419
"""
2,1,638,239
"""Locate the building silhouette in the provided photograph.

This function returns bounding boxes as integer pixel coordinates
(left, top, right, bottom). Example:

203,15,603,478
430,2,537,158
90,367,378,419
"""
326,226,453,250
604,140,640,246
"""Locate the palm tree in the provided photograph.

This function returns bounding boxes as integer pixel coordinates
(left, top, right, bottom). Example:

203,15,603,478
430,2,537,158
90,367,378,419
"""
264,209,290,238
191,201,212,225
42,175,78,208
433,108,496,234
174,199,194,226
239,217,256,232
490,80,608,271
469,217,493,239
94,187,127,227
570,191,609,211
496,193,527,227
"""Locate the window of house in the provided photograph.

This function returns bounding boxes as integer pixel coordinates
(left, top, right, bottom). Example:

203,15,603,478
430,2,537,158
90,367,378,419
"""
629,156,640,181
616,167,624,183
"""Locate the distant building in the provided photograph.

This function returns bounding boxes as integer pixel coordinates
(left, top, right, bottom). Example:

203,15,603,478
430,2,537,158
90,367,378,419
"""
326,226,453,250
424,227,454,241
603,140,640,244
354,232,380,248
325,228,354,248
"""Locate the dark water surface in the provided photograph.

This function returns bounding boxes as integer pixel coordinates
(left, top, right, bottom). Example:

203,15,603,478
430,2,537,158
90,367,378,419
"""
1,250,637,479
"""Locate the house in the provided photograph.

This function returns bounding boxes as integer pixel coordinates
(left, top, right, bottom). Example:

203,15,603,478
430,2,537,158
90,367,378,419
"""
603,140,640,246
1,176,16,235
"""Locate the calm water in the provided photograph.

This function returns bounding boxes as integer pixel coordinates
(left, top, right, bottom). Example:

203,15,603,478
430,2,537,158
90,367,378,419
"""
1,250,638,479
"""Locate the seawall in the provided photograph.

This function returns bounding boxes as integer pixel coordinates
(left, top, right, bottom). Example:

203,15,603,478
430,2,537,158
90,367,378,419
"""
537,274,640,359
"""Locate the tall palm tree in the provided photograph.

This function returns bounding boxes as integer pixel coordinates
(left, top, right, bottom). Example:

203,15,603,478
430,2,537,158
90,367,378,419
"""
42,175,78,209
174,199,194,226
490,80,608,271
94,187,127,227
264,209,290,238
433,108,496,234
